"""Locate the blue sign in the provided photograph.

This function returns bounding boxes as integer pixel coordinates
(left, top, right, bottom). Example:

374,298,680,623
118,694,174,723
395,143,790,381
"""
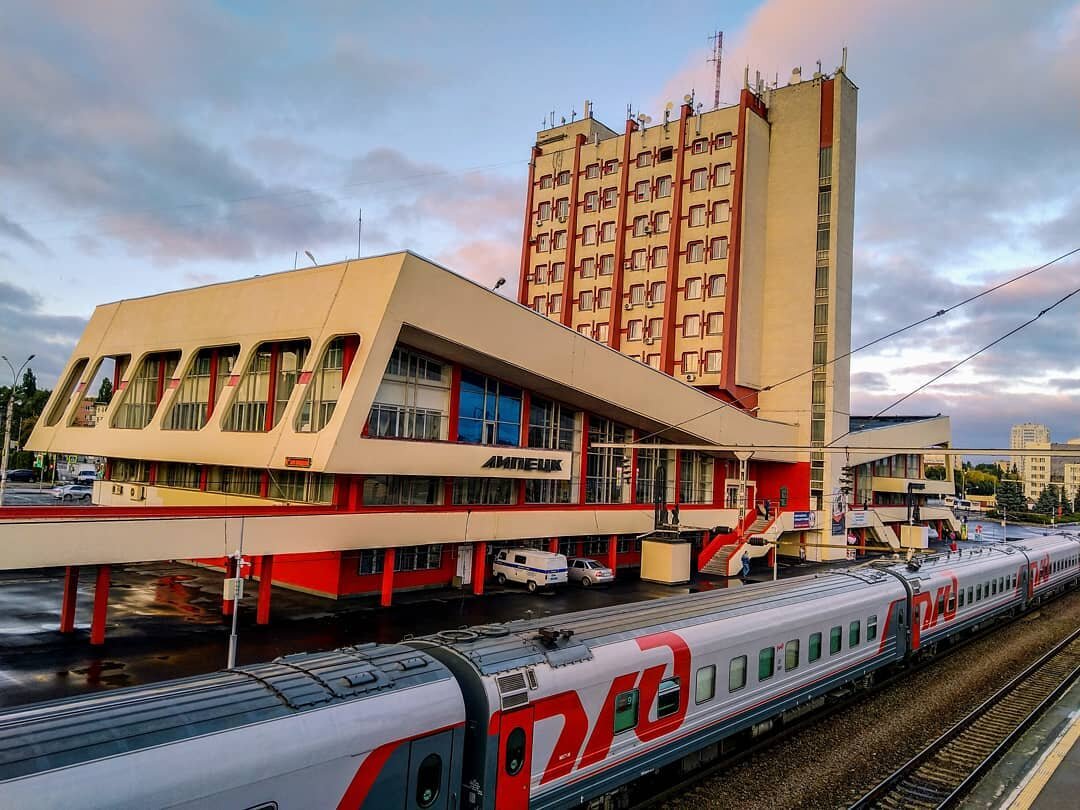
793,511,813,529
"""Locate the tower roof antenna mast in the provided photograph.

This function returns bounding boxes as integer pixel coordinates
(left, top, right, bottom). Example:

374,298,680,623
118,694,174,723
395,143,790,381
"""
707,30,723,110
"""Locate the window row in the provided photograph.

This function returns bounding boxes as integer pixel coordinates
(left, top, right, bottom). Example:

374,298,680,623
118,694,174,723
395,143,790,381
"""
109,459,334,503
623,314,723,342
357,544,445,574
956,574,1018,609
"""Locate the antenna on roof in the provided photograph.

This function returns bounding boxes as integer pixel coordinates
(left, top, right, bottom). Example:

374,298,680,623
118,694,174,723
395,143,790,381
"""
707,30,723,109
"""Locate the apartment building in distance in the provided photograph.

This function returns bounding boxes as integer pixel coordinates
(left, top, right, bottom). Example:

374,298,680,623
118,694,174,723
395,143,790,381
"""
518,65,856,512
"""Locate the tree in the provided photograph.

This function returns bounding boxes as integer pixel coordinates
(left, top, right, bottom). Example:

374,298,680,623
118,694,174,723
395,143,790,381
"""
97,377,113,404
20,368,37,402
925,465,946,481
1035,485,1058,515
996,477,1026,515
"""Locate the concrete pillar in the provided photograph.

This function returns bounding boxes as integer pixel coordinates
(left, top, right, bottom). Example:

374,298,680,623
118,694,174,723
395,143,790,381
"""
608,534,618,579
90,565,111,646
256,555,274,625
59,566,79,634
222,556,237,617
380,548,395,607
548,537,559,553
471,542,487,596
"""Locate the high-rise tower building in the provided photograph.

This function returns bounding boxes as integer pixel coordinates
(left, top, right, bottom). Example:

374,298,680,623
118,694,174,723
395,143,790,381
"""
518,67,857,507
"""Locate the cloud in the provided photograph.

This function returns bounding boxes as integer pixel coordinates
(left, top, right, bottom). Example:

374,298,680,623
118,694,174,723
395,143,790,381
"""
0,213,49,255
438,239,522,294
0,280,87,387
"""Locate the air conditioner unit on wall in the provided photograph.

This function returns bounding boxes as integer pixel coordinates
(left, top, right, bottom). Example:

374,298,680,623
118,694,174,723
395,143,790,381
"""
624,302,633,311
644,336,654,345
685,373,697,382
129,485,145,501
111,484,123,496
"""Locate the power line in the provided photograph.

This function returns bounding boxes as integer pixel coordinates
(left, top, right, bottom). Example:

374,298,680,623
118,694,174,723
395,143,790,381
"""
636,245,1080,443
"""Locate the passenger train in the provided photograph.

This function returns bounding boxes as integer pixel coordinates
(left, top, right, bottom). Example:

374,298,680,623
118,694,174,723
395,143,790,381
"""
2,534,1078,809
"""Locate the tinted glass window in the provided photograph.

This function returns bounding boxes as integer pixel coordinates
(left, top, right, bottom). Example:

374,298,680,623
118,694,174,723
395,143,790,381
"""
785,639,800,670
809,633,822,662
657,678,680,718
830,626,842,654
729,656,747,692
867,615,878,641
504,728,526,776
758,647,775,681
849,621,861,647
416,753,442,808
696,665,716,704
614,690,639,733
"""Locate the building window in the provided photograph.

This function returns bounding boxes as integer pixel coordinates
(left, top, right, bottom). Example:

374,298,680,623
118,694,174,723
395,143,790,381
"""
579,290,594,311
580,257,596,278
714,163,732,186
537,201,551,222
553,230,567,250
268,470,334,503
223,340,309,433
364,475,441,505
680,451,713,503
691,138,708,155
683,314,701,337
708,275,726,297
682,352,700,374
585,163,600,179
584,191,598,212
602,187,617,208
578,324,592,336
164,346,239,431
687,242,705,263
555,198,569,220
652,246,668,268
603,159,618,175
537,233,550,252
636,151,652,168
534,264,548,284
298,336,358,434
539,175,553,189
685,277,702,299
556,170,570,186
525,398,577,504
690,168,708,191
656,176,672,197
452,478,515,505
704,350,722,372
706,312,724,335
551,262,565,282
635,180,649,202
629,284,645,305
646,353,660,369
658,146,674,163
689,205,706,227
112,351,181,430
110,458,148,483
632,249,646,270
599,254,614,275
157,462,201,490
712,200,730,222
582,225,597,246
597,288,612,309
207,466,262,497
458,370,522,446
395,544,444,572
596,322,609,341
654,211,671,232
633,215,649,236
358,549,384,575
635,441,674,504
587,416,630,503
368,346,450,441
647,317,663,340
715,132,732,149
710,237,729,260
649,281,666,303
549,293,563,312
601,222,615,242
627,320,643,341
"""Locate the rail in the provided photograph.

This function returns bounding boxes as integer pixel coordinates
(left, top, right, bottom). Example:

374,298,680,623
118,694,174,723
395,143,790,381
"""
848,625,1080,810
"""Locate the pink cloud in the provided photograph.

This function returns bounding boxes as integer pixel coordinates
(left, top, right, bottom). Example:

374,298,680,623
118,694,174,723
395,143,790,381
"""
438,238,521,295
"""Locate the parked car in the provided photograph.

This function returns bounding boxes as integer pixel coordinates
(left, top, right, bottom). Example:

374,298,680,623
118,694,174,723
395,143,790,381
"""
52,484,93,502
492,548,568,592
4,469,37,483
75,470,99,485
567,557,615,587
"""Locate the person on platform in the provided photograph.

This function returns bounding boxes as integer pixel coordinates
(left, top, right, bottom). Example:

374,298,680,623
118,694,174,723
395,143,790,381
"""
961,521,969,541
975,524,983,540
741,552,751,579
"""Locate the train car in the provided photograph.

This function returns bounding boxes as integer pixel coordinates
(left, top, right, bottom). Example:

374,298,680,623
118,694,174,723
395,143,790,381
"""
881,543,1029,654
408,570,909,810
1017,533,1080,601
0,645,465,810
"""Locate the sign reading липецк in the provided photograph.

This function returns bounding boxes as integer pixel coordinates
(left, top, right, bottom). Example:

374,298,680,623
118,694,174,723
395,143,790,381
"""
482,455,563,473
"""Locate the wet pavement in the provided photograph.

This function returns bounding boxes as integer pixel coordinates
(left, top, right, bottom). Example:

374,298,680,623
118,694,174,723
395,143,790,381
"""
0,481,73,507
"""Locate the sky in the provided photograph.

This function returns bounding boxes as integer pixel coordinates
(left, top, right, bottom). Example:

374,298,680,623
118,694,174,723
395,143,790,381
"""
1,0,1078,448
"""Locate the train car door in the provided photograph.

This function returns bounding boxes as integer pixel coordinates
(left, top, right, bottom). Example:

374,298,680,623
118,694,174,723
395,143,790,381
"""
405,731,455,810
495,706,534,810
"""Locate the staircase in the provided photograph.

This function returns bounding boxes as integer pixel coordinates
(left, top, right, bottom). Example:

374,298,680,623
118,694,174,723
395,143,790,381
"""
700,515,774,577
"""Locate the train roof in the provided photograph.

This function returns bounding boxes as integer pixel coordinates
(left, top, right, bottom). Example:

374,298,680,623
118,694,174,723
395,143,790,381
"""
880,535,1080,581
0,643,450,781
410,570,900,676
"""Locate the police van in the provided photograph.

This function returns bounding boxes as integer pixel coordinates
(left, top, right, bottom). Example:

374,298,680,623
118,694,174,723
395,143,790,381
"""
492,548,568,592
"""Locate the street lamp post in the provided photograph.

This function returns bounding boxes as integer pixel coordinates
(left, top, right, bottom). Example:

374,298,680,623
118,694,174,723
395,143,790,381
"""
0,354,36,506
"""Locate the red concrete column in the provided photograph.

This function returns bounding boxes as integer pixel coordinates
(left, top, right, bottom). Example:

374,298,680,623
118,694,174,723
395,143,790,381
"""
517,145,542,305
559,134,587,327
608,534,618,579
90,565,111,646
59,566,79,633
222,557,236,617
471,542,487,596
548,537,559,553
659,103,692,375
607,118,639,350
256,555,274,625
380,548,395,607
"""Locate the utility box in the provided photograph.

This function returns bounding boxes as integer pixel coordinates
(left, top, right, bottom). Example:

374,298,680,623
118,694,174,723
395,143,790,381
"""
640,538,692,585
900,524,929,550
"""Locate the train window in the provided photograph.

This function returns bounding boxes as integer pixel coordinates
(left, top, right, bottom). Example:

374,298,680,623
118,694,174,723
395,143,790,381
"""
867,615,878,641
959,590,965,608
937,594,945,616
657,678,681,718
849,621,860,647
504,729,526,777
830,626,842,655
809,633,822,662
758,647,775,681
696,665,716,703
1001,576,1006,590
785,639,800,671
614,689,640,733
416,753,442,808
976,584,982,600
729,656,747,692
991,580,997,596
968,586,973,603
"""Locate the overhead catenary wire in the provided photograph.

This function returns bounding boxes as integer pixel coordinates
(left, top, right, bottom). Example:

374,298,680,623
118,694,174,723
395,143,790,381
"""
635,245,1080,444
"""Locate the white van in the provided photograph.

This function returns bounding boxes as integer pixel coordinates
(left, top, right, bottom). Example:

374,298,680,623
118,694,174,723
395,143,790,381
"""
943,495,974,511
492,548,568,592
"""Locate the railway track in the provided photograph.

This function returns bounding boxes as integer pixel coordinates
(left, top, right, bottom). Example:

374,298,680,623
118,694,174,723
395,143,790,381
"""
849,625,1080,810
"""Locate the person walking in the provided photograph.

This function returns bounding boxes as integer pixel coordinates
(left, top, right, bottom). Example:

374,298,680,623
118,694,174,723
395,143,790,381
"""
741,551,751,580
